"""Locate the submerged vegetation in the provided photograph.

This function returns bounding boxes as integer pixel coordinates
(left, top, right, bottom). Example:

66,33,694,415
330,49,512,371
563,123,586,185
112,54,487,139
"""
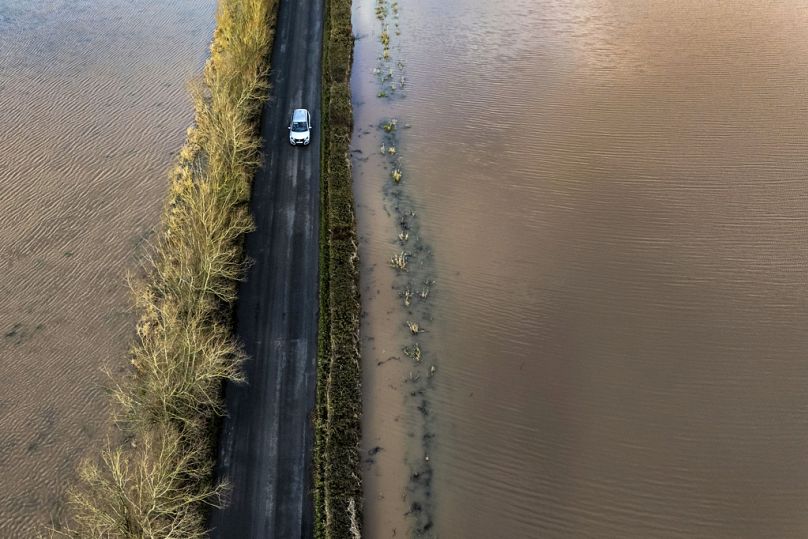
53,0,277,536
370,0,437,534
313,0,363,535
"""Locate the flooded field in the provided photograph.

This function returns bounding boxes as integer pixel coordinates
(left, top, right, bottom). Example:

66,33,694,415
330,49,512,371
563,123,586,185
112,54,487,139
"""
0,1,215,534
353,0,808,537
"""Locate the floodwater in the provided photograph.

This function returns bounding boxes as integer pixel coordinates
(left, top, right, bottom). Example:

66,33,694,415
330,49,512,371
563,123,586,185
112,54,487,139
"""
0,1,215,534
353,0,808,537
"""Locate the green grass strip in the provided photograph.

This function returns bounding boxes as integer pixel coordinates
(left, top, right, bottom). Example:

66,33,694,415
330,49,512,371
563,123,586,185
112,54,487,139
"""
52,1,278,536
314,0,363,536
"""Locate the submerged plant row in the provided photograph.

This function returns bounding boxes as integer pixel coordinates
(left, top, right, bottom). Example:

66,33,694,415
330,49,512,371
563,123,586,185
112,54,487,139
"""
313,0,363,535
54,0,278,536
375,0,438,534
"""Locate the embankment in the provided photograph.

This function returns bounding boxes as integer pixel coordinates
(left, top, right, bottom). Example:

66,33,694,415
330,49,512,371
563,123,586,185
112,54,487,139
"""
54,0,278,536
314,0,363,535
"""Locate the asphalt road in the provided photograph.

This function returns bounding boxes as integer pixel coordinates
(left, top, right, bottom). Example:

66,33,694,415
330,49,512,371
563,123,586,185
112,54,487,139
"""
209,0,324,536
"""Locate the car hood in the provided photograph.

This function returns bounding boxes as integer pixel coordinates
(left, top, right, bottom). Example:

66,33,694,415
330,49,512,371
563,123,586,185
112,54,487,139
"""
291,130,309,140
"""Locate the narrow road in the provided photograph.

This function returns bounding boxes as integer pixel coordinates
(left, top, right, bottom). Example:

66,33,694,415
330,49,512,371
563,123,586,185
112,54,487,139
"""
209,0,324,536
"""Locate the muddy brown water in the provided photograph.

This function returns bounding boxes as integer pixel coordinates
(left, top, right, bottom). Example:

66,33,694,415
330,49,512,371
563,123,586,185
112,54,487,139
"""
353,0,808,537
0,1,214,534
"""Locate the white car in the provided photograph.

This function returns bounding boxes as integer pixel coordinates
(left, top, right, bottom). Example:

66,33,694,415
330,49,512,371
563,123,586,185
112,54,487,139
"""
288,108,311,146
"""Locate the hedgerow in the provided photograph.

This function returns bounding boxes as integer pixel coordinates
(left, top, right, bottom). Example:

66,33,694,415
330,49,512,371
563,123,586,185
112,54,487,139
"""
314,0,363,535
52,1,278,536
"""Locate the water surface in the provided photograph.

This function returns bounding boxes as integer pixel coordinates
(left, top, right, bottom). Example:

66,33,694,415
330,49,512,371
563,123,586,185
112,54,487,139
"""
353,0,808,536
0,1,215,534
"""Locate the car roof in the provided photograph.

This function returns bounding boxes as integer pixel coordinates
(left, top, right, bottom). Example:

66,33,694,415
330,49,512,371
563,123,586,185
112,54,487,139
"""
292,109,308,121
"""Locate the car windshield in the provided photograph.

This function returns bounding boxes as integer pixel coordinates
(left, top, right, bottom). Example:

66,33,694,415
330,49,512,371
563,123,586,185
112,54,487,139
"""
292,121,308,132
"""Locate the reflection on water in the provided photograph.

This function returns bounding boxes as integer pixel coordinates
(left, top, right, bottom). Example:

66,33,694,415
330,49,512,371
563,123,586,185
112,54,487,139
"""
0,1,214,534
355,0,808,536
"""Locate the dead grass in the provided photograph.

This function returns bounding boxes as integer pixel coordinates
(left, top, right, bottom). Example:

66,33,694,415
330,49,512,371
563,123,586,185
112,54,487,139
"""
389,250,408,271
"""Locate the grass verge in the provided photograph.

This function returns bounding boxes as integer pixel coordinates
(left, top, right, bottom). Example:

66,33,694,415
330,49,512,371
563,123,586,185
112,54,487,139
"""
52,0,277,536
314,0,363,536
